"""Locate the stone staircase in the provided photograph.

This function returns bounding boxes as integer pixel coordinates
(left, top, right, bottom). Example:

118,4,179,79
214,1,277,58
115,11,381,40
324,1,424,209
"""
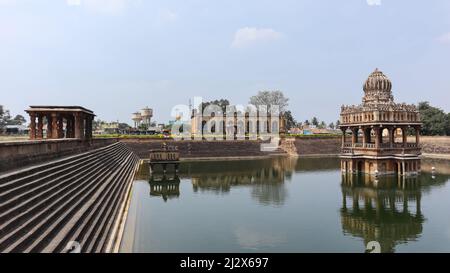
0,142,140,253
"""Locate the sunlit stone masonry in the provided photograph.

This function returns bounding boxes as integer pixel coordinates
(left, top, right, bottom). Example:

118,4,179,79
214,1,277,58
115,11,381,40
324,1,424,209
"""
339,69,422,176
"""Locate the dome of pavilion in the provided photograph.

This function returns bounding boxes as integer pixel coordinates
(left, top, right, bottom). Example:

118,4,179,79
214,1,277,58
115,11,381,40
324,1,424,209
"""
362,68,394,104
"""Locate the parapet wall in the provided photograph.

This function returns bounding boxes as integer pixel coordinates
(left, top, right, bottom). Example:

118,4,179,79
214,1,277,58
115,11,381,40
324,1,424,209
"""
419,136,450,157
120,137,342,159
119,138,283,159
0,138,118,173
280,136,341,156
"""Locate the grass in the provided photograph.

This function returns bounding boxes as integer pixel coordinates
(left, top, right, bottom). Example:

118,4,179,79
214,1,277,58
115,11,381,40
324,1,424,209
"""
94,134,167,139
286,133,341,138
0,135,29,142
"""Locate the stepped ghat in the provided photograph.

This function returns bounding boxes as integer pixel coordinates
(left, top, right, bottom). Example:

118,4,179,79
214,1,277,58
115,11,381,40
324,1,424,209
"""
0,106,141,253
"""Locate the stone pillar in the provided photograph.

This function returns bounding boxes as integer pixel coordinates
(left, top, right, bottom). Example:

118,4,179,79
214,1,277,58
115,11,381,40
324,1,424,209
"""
51,113,59,139
341,128,346,147
374,127,380,149
389,127,394,148
57,115,64,138
352,128,357,146
65,116,71,138
415,126,420,145
66,116,73,138
46,114,53,139
362,127,366,147
37,114,44,139
29,113,36,140
85,116,93,140
402,127,407,148
74,113,84,139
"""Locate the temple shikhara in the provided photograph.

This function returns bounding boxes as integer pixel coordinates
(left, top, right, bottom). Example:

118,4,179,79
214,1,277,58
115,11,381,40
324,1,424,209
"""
339,69,422,176
26,106,95,141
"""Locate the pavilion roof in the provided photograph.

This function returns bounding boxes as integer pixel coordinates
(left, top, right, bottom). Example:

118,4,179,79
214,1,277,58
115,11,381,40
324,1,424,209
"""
26,106,95,116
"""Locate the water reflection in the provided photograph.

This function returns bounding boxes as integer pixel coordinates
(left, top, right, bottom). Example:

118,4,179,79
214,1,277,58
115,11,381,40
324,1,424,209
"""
148,175,180,202
125,157,450,252
178,157,338,206
340,172,450,252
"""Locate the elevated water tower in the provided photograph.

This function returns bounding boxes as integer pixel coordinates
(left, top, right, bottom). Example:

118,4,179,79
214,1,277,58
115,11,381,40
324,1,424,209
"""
132,112,143,128
140,106,153,126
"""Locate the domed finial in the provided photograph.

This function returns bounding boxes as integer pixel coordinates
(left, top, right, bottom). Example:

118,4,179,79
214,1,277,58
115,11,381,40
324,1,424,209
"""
374,68,379,72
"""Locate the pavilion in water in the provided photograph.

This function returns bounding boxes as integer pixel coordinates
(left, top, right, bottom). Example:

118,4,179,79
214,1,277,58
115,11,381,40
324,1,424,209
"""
339,69,422,176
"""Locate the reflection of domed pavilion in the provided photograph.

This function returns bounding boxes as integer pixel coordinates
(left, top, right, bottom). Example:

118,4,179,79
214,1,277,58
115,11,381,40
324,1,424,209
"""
148,175,180,202
339,69,422,176
341,175,425,252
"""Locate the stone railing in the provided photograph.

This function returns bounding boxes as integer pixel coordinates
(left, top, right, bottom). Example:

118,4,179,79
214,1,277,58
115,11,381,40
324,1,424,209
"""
343,142,419,149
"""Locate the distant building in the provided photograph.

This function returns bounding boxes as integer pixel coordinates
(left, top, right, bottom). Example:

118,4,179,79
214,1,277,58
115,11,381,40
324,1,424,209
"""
4,125,29,135
190,109,286,138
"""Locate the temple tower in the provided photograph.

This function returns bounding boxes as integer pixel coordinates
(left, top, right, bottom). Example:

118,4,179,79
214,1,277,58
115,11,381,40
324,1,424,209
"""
339,69,422,176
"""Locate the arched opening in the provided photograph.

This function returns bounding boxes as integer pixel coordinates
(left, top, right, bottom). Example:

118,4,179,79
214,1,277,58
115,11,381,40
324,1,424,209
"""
271,121,279,134
343,128,353,146
357,161,364,174
355,128,364,146
394,128,404,144
367,128,376,146
381,128,389,146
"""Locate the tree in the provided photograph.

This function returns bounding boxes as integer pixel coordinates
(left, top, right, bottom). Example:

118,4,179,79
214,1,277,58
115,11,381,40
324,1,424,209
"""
418,102,449,136
329,122,335,130
284,110,297,130
7,115,26,125
304,120,310,126
336,120,341,128
311,117,319,127
138,123,149,131
118,123,131,130
249,90,289,113
200,99,230,113
0,105,11,130
318,121,326,129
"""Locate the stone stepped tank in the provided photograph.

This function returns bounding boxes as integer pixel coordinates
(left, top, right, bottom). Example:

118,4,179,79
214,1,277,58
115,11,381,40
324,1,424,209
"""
0,142,140,253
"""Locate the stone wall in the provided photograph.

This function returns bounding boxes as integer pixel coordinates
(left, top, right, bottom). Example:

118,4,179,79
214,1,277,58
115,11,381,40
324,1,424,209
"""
0,138,118,173
419,136,450,157
120,137,342,159
280,136,341,156
119,138,284,159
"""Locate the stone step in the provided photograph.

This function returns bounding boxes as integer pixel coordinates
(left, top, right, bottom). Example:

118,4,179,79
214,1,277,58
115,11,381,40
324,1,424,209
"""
0,145,130,252
0,146,120,216
55,153,139,253
0,142,138,253
26,151,136,253
0,143,119,189
0,144,128,234
85,155,139,253
36,151,136,253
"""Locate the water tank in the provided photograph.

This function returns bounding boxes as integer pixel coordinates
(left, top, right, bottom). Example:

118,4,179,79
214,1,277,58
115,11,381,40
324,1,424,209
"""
141,107,153,118
132,112,142,122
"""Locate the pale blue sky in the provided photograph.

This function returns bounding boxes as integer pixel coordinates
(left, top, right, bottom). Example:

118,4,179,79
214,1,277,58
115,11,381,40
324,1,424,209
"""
1,0,449,124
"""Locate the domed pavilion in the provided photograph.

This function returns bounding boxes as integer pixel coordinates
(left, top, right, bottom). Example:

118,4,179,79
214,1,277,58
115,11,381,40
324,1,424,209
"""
339,69,422,176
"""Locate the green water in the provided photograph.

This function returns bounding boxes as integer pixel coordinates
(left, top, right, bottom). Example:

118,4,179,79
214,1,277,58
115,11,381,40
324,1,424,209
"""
120,157,450,253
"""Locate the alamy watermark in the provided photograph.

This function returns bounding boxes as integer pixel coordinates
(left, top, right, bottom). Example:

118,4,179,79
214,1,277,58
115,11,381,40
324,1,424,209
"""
169,97,282,151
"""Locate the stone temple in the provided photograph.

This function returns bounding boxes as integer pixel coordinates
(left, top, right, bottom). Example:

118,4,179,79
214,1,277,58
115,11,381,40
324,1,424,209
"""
339,69,422,176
